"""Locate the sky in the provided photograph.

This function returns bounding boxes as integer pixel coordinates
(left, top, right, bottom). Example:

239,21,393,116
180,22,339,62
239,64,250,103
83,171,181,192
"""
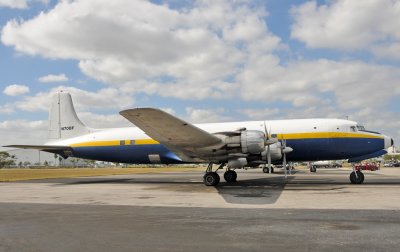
1,0,400,156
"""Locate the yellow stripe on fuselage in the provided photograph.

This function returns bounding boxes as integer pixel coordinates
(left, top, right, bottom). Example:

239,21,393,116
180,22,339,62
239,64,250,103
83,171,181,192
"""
69,132,381,148
135,139,159,145
275,132,382,140
70,139,159,147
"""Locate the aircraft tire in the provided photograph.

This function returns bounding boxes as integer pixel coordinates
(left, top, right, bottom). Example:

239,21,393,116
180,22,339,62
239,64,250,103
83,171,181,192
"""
310,166,317,173
203,172,220,186
224,170,237,182
263,167,274,173
350,171,364,184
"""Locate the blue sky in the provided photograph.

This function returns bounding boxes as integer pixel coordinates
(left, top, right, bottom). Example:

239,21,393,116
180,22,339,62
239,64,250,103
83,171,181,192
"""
1,0,400,151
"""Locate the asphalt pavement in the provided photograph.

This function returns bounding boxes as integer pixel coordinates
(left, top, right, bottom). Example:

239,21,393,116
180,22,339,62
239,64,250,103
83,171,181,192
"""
1,168,400,252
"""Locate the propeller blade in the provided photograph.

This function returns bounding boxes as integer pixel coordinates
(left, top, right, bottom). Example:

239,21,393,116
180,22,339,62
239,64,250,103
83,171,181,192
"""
283,153,287,178
267,145,272,174
264,121,268,140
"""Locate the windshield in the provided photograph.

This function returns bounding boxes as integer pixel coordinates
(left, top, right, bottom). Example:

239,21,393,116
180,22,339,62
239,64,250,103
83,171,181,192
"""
356,125,365,131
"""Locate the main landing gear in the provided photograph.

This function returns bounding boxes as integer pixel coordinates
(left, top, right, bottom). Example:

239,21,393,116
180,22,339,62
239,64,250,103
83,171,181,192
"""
203,163,237,186
262,166,274,173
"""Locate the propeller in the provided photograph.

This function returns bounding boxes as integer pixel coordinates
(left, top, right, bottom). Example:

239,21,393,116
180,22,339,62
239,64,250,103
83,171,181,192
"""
282,139,287,178
263,122,278,174
280,137,293,178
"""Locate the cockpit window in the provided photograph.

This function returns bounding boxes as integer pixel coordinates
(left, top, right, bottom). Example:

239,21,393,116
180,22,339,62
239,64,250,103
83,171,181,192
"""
356,125,365,131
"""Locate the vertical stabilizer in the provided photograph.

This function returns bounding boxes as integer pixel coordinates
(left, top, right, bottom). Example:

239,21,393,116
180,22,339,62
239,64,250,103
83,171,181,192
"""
48,92,91,140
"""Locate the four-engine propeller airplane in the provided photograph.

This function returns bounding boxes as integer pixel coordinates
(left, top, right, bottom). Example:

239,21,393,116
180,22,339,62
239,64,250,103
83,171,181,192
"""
4,92,394,186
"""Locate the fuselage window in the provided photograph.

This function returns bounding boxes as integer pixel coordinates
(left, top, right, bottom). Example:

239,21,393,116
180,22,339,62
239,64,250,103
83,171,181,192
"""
130,140,135,145
120,140,125,145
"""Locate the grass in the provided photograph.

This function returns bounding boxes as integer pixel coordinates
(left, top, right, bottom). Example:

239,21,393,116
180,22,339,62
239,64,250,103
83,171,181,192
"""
0,167,204,182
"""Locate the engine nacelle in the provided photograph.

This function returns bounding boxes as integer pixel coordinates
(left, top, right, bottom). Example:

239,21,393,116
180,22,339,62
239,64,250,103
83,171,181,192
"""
223,130,265,154
261,142,283,161
241,130,265,154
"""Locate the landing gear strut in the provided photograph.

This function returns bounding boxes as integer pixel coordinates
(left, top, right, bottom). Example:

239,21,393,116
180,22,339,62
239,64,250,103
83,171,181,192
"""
203,163,225,186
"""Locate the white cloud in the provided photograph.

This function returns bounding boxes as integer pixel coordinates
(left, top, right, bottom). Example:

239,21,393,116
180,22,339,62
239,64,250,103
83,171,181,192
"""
14,86,134,112
78,111,132,129
185,107,231,123
0,120,48,151
1,0,282,99
38,73,68,83
3,84,30,96
0,103,14,114
238,108,281,120
290,0,400,59
238,58,400,109
0,0,27,9
1,0,400,148
0,0,48,9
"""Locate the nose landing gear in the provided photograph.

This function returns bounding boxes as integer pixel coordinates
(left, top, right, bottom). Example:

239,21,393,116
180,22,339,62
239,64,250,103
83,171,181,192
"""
350,170,364,184
349,164,364,184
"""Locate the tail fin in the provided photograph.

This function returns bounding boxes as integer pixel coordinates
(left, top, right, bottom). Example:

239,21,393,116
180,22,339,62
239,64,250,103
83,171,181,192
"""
48,92,91,140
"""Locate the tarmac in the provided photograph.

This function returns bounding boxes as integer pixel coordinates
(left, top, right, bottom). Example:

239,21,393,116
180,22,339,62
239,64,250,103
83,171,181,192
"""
1,167,400,251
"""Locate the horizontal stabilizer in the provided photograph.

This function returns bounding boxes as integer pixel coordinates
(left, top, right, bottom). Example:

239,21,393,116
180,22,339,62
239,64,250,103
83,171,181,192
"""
3,145,72,152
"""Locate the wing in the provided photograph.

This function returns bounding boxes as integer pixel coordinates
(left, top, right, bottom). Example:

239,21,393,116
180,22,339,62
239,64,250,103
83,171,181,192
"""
120,108,222,161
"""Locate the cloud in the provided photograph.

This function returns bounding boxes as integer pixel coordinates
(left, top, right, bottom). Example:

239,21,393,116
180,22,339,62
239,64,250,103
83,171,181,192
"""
238,108,281,120
38,73,68,83
290,0,400,59
0,0,48,9
14,86,134,112
185,107,232,123
0,103,14,114
0,0,28,9
0,120,48,151
3,84,30,96
1,0,400,148
1,0,282,100
238,58,400,109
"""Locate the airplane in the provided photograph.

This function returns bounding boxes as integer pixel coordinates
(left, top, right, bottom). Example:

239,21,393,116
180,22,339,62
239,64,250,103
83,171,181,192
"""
4,92,394,186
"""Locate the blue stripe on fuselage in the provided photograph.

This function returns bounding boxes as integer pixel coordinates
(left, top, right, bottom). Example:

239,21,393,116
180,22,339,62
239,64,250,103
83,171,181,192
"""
71,144,183,164
70,137,384,163
285,137,384,161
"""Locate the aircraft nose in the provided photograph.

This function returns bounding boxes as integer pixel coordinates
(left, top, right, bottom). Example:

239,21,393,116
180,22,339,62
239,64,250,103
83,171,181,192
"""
384,135,393,149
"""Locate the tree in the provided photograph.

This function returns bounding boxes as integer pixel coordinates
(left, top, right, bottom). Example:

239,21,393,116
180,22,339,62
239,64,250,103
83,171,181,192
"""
0,151,16,168
54,154,58,167
44,160,49,167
